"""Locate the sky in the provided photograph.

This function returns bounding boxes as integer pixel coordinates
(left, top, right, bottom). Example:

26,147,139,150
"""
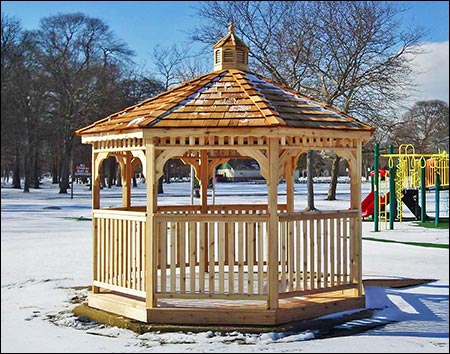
1,1,449,103
1,179,449,352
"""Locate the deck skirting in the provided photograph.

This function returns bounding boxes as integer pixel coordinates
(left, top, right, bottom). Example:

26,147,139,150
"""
88,287,365,326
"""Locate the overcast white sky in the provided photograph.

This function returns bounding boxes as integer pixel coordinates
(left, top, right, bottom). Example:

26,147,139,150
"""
409,42,449,103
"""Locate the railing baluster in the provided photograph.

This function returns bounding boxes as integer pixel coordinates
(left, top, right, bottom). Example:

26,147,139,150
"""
257,222,264,295
237,222,244,294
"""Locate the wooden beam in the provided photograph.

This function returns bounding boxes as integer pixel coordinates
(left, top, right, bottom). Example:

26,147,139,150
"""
285,155,295,212
145,140,157,310
339,147,362,295
267,137,279,310
200,150,209,213
116,152,132,208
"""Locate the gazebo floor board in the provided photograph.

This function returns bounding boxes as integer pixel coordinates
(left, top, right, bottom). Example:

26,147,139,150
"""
88,287,365,326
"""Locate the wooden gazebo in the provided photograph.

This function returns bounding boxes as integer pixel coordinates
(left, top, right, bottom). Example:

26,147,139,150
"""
76,25,375,326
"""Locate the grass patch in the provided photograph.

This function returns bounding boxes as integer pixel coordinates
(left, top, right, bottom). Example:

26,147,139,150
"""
412,220,449,229
363,237,448,249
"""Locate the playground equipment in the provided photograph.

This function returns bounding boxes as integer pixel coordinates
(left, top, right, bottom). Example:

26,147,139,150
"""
361,169,390,219
364,143,449,231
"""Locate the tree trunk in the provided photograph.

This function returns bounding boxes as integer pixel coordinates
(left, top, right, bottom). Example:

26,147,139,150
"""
305,150,317,211
165,161,171,184
99,163,106,189
115,165,122,186
327,155,340,200
32,148,40,189
12,148,21,189
107,157,116,188
23,149,30,193
59,145,71,194
52,156,59,184
158,177,164,194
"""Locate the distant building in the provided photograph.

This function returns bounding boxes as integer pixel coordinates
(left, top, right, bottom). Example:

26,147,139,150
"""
216,159,262,181
216,158,299,182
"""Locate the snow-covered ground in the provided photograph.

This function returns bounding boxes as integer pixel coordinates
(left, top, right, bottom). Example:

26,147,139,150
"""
1,179,448,353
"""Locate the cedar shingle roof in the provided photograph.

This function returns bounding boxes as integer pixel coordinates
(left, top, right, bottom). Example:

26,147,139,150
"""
76,69,374,135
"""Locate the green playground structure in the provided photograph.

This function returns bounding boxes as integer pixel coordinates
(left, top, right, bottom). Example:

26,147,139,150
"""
365,143,449,231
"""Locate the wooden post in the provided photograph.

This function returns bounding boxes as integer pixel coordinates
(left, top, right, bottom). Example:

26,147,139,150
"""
122,151,132,208
285,156,295,212
200,151,209,214
145,140,157,310
349,144,363,295
267,137,279,309
92,151,100,294
92,152,101,210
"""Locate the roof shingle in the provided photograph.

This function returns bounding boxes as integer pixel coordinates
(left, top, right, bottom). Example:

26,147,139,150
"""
76,69,374,136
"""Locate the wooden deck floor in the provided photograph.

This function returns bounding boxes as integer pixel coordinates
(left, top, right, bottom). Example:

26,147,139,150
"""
88,287,365,326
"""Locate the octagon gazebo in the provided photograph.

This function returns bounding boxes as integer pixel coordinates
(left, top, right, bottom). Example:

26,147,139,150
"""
76,25,375,326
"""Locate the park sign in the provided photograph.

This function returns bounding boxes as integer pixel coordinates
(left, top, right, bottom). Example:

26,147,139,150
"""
74,163,91,177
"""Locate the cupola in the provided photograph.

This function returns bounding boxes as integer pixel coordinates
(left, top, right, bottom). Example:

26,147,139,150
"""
212,23,249,71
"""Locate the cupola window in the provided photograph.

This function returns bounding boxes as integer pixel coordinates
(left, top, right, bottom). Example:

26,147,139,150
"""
237,49,245,64
215,49,221,64
224,49,233,63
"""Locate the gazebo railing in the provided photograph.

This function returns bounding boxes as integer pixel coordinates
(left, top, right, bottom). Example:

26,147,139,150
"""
92,209,147,298
91,207,360,305
154,213,269,301
277,209,359,297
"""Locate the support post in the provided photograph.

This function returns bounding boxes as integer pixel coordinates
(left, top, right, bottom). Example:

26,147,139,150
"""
420,158,426,222
267,137,279,310
388,145,396,230
348,145,363,295
285,156,295,212
374,143,379,232
145,141,157,310
121,152,132,208
200,151,209,213
190,165,195,205
434,147,440,227
91,152,100,294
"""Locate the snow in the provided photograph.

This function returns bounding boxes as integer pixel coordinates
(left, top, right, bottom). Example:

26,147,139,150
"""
1,179,449,353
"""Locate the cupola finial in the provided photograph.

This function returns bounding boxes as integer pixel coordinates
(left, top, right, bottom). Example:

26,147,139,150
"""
229,22,234,34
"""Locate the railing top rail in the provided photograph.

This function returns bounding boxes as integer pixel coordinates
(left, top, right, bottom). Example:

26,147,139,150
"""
93,208,146,221
279,209,359,222
155,213,269,222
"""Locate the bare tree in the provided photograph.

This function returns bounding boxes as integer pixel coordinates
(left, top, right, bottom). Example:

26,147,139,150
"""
389,100,449,153
152,44,207,193
31,12,134,194
1,15,49,192
152,44,189,90
191,1,425,201
1,15,25,189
